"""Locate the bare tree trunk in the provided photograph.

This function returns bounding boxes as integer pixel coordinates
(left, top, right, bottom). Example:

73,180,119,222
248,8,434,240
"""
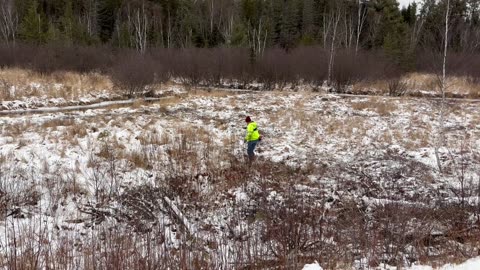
248,18,267,58
167,9,172,48
355,0,367,56
322,10,332,49
344,9,354,50
223,15,234,45
159,12,164,48
435,0,450,173
327,12,341,87
410,6,428,51
209,0,214,34
83,0,98,38
0,0,18,46
131,2,148,53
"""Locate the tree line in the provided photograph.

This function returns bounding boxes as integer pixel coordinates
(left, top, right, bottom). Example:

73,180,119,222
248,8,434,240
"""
1,1,480,57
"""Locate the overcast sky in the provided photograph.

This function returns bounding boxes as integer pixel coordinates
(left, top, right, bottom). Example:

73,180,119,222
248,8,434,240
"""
398,0,416,8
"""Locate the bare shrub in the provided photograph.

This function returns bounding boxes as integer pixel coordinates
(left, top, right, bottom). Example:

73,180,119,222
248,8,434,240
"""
220,48,252,88
259,192,325,268
416,51,480,81
290,46,329,87
0,79,13,100
0,44,17,67
170,48,204,86
332,50,395,94
111,53,156,97
388,78,408,96
257,49,297,90
332,51,358,93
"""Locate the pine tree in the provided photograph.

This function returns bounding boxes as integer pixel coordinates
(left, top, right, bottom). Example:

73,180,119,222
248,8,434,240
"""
301,0,315,45
60,0,74,45
18,0,45,44
97,0,121,43
372,0,409,66
45,21,61,44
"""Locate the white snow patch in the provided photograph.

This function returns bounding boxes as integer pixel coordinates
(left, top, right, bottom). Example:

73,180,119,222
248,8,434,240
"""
233,188,248,203
302,261,323,270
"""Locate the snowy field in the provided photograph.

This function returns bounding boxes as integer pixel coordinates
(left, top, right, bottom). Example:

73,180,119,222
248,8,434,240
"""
1,82,480,269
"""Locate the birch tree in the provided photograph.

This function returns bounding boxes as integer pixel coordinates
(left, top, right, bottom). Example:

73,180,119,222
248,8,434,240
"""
129,1,148,53
248,17,268,58
435,0,451,173
355,0,367,55
0,0,18,46
327,9,341,87
82,0,98,38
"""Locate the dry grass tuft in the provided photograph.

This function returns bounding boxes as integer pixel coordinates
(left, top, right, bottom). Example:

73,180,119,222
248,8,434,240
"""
352,73,480,98
352,80,390,94
190,89,234,98
137,130,165,146
350,98,398,116
0,79,13,100
0,68,113,99
449,77,480,98
41,118,75,129
5,120,32,137
375,100,398,116
403,73,480,97
124,150,150,169
67,123,88,138
131,99,147,109
155,96,184,114
403,73,437,89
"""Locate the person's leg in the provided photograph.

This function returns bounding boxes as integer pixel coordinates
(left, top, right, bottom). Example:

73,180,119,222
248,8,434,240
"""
247,141,257,162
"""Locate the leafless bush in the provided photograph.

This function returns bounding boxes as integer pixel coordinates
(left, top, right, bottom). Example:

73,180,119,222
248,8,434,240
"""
258,192,325,268
416,51,480,80
170,48,204,86
2,45,480,94
290,46,329,87
111,53,156,97
0,44,17,67
257,49,297,90
220,48,253,88
388,78,408,96
0,79,13,100
333,50,395,93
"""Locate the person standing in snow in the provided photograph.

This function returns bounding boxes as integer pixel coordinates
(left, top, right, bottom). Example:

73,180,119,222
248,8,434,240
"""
244,116,261,163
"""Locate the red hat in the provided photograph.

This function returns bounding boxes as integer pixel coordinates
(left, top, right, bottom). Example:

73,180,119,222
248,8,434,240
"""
245,116,252,123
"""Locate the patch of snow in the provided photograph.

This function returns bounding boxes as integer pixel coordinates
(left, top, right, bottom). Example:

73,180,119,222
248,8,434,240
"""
233,189,248,203
302,261,323,270
441,256,480,270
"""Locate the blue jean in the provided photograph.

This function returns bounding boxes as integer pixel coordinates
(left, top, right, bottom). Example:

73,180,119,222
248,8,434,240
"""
247,140,258,159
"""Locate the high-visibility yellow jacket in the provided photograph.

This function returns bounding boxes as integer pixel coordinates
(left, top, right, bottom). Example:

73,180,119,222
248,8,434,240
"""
245,122,260,142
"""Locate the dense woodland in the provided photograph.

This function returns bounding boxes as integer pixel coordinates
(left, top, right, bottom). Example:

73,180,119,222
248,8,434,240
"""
1,0,480,90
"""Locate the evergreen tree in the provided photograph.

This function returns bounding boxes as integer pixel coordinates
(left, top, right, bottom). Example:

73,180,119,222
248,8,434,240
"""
60,0,74,44
301,0,315,45
401,2,418,26
18,0,45,44
97,0,121,43
372,0,409,65
45,20,61,43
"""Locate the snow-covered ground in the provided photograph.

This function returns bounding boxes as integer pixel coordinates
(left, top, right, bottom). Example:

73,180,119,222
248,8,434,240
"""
306,256,480,270
1,85,479,268
411,256,480,270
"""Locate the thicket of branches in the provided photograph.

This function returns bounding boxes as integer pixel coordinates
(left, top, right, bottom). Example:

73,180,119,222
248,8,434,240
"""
1,152,479,269
2,44,480,95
